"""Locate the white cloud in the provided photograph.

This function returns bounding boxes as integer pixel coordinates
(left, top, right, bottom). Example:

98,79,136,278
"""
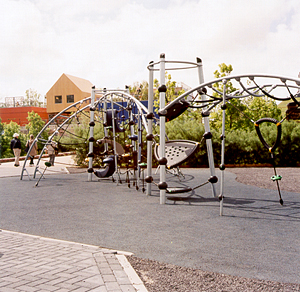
0,0,300,102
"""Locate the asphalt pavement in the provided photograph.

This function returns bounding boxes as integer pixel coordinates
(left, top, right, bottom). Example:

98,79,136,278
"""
0,155,300,289
0,156,148,291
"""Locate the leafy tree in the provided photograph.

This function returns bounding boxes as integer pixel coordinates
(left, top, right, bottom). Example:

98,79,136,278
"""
0,118,3,133
129,81,148,100
276,120,300,166
25,111,48,151
1,121,25,158
212,63,235,96
0,118,4,158
24,88,43,107
244,96,282,123
25,111,46,138
154,72,185,102
210,63,248,131
210,63,282,132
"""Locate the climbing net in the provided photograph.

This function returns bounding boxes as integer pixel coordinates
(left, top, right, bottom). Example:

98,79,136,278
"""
87,89,150,187
20,97,92,181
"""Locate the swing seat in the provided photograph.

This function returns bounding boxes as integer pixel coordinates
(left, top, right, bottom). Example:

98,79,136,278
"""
94,156,116,178
154,140,199,169
166,187,193,202
166,186,193,194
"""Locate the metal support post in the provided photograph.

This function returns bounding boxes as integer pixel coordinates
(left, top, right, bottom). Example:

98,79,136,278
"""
197,58,217,197
88,87,96,181
146,61,154,195
219,79,227,216
159,53,166,204
110,98,119,184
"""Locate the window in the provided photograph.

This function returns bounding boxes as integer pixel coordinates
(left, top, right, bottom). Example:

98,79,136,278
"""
67,95,74,103
55,95,62,103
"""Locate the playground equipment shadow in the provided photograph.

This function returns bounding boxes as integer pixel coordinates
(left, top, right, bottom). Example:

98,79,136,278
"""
0,163,300,288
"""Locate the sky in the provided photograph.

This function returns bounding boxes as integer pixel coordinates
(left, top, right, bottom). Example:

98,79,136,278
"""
1,0,300,102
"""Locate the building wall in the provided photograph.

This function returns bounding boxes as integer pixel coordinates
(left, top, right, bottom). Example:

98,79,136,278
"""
46,74,92,114
0,107,48,126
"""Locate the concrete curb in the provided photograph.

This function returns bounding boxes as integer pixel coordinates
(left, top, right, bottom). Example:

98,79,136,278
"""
0,229,132,256
117,254,149,292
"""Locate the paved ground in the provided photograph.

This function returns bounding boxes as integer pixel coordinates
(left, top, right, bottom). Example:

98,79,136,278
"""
0,156,300,289
0,155,76,178
0,230,145,292
0,157,147,291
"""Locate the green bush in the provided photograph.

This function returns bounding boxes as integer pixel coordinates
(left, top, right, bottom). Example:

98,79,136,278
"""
276,121,300,166
165,115,300,167
48,107,300,168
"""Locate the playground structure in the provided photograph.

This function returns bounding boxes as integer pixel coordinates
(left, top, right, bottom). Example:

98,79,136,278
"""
20,53,300,215
20,97,92,180
153,54,300,214
87,88,149,188
145,54,218,206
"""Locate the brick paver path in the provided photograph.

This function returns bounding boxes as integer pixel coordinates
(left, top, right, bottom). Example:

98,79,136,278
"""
0,230,146,292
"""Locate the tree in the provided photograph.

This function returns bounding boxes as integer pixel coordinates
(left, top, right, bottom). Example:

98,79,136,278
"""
210,63,249,131
154,72,185,102
213,63,235,96
210,63,282,132
25,111,45,137
129,81,148,100
152,72,186,117
1,121,24,158
25,111,47,150
0,118,4,158
24,89,43,107
244,96,282,123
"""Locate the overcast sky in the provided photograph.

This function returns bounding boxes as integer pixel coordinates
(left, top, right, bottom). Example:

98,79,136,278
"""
1,0,300,102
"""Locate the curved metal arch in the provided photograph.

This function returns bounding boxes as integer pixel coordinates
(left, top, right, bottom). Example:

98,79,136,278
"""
211,83,300,102
162,74,300,112
147,60,200,71
20,97,92,180
93,90,149,133
87,89,151,183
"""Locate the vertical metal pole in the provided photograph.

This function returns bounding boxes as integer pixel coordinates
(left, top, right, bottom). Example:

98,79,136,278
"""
88,87,95,181
197,58,217,197
111,97,119,184
129,107,135,146
130,105,137,184
146,61,154,196
103,89,108,153
137,112,142,188
159,53,166,204
220,79,227,216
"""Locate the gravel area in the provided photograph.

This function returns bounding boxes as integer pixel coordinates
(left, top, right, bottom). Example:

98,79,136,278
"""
127,167,300,292
127,256,300,292
227,167,300,193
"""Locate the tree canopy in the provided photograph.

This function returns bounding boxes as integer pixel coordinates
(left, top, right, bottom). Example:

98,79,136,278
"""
153,72,185,102
210,63,282,132
25,111,46,138
24,88,43,107
128,81,148,100
1,121,24,158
